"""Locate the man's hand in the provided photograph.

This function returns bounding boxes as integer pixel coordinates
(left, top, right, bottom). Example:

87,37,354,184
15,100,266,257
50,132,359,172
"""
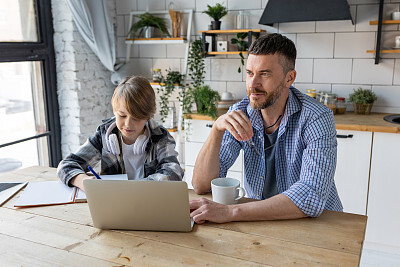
213,110,253,142
70,173,95,191
190,198,235,224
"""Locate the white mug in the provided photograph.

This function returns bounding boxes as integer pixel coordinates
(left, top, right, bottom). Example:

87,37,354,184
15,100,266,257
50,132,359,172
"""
392,11,400,20
395,36,400,48
211,178,245,205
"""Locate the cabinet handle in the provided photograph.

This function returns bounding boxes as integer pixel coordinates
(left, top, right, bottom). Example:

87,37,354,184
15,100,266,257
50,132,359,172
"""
336,134,353,138
206,124,213,128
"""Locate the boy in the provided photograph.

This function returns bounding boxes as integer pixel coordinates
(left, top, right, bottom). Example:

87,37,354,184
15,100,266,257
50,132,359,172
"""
57,76,184,190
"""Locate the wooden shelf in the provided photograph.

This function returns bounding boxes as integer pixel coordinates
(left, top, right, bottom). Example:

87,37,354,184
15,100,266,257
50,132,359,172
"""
125,38,187,45
200,29,265,57
206,51,248,55
367,50,400,53
125,9,193,76
199,29,266,34
149,82,181,86
369,20,400,25
183,113,216,121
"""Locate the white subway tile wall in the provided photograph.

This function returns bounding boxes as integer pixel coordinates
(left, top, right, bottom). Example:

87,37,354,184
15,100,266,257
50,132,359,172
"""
352,59,394,84
314,59,353,83
335,32,376,58
393,59,400,84
295,59,313,83
114,0,400,114
297,33,335,58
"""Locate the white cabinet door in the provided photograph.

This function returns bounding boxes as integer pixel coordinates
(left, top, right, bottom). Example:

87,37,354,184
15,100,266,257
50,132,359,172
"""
334,130,372,215
184,166,243,190
184,142,243,186
184,119,213,142
184,119,243,189
365,132,400,252
185,141,243,172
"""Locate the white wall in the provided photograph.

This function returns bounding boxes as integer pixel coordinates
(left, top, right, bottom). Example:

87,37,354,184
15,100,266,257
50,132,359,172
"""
116,0,400,114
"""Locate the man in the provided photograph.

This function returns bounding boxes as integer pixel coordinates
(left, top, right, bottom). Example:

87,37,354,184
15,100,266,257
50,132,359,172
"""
190,33,342,224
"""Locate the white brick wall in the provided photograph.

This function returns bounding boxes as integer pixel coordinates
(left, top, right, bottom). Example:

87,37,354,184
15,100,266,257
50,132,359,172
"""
52,0,115,157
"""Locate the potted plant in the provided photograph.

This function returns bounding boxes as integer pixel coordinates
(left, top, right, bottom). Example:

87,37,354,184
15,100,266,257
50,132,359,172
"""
128,12,171,39
203,3,228,30
193,85,221,118
157,69,185,123
231,32,248,73
349,87,377,115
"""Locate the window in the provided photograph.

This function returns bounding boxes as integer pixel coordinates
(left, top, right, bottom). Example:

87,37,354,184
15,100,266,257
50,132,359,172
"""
0,0,61,174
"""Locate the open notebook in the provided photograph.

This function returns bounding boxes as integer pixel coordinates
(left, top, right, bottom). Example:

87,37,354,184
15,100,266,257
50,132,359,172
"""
14,174,127,208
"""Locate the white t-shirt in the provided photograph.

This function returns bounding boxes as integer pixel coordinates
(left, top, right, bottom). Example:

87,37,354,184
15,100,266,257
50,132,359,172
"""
121,141,146,180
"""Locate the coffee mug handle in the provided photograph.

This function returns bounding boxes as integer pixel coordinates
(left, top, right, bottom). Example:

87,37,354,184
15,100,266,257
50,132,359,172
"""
235,187,246,201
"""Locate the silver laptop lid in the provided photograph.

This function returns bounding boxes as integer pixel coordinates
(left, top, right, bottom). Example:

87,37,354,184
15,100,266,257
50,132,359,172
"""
83,180,192,232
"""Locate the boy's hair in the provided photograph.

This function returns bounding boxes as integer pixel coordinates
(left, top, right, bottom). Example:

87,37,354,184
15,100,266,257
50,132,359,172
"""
248,33,297,75
112,76,156,120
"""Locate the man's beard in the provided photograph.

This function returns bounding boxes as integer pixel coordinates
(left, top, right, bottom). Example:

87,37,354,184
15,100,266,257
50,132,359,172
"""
248,81,284,110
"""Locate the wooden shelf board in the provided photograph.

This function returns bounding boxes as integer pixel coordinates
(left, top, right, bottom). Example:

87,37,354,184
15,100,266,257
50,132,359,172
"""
149,82,181,86
369,20,400,25
199,29,266,34
367,50,400,53
125,38,186,45
183,113,216,121
206,51,248,55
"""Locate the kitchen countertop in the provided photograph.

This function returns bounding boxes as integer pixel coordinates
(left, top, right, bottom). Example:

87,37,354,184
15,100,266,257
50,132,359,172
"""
335,112,400,133
185,112,400,134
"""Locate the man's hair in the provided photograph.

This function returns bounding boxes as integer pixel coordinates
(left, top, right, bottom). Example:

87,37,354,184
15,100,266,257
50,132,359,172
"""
112,76,156,120
248,33,297,75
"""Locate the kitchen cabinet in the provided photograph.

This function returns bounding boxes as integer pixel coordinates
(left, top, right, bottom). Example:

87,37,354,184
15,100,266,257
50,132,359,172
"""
334,130,372,215
184,118,243,189
364,132,400,253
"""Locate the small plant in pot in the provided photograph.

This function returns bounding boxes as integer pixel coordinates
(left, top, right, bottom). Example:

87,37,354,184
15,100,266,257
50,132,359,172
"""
231,32,248,73
193,85,221,118
128,12,171,39
203,3,228,30
156,68,185,123
349,87,377,115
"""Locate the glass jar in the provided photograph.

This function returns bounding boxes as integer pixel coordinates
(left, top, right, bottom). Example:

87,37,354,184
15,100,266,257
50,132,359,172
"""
306,89,317,99
324,93,337,114
235,11,249,29
317,91,328,103
152,69,162,83
336,97,346,114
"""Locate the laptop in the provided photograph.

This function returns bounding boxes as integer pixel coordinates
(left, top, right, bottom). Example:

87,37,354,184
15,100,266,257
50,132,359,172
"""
83,179,193,232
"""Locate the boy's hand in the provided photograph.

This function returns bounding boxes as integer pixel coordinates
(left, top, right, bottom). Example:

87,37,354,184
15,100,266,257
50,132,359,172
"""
70,173,95,192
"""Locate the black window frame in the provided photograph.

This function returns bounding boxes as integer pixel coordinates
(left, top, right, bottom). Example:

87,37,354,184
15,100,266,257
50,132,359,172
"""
0,0,62,167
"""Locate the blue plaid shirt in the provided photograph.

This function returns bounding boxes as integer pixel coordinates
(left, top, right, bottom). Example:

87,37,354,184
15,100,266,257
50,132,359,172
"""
219,87,343,217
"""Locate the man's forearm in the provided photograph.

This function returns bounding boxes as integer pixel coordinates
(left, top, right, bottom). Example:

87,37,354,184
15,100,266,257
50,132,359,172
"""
192,128,224,194
231,194,307,221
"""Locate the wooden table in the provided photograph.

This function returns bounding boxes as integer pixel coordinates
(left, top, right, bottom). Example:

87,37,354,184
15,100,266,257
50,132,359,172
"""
0,166,367,266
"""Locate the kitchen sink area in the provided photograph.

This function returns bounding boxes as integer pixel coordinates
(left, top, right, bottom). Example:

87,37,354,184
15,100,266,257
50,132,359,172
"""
384,114,400,125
